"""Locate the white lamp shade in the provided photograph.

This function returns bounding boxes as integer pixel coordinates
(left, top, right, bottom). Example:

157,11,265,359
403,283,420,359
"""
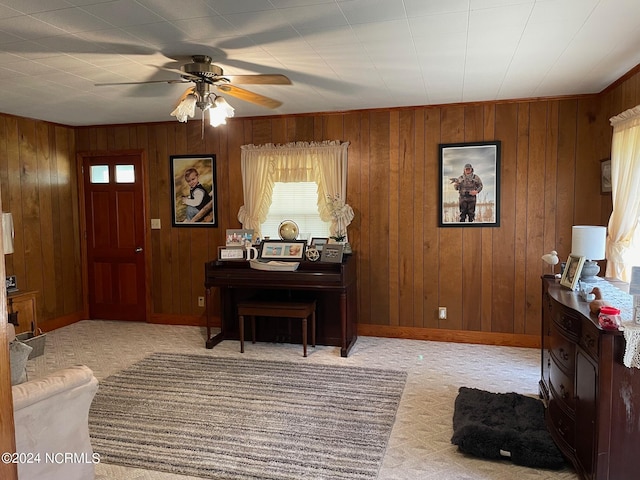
571,225,606,260
2,212,14,254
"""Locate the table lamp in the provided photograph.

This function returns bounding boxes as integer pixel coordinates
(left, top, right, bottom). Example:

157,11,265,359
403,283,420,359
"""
571,225,606,281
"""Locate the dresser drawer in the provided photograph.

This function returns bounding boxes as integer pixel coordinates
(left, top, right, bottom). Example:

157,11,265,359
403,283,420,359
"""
548,397,575,451
579,319,599,361
550,358,575,412
553,308,581,341
550,321,575,373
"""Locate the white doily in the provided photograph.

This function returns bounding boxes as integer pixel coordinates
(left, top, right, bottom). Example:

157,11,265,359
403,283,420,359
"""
580,279,639,368
623,325,640,369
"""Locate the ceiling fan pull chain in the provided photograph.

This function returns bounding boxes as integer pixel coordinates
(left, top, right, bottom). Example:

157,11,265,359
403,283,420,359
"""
201,109,205,139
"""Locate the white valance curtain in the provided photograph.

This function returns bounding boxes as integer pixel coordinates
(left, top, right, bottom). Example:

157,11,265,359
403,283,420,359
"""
606,105,640,282
237,140,353,239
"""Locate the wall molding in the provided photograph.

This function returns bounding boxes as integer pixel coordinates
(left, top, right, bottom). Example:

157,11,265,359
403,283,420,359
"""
357,324,540,349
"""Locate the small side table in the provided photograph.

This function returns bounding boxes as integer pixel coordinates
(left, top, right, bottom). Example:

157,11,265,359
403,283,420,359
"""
7,290,38,335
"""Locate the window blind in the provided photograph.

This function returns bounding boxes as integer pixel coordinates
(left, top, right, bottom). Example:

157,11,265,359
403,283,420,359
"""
261,182,330,241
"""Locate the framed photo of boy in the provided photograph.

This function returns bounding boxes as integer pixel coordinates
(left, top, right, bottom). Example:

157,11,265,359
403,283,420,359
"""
438,141,500,227
170,154,218,227
560,254,585,290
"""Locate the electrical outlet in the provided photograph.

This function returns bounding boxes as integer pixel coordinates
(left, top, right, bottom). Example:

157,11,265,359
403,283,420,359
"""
438,307,447,320
198,296,205,307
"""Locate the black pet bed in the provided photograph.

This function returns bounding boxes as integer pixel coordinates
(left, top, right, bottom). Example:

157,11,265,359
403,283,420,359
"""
451,387,565,470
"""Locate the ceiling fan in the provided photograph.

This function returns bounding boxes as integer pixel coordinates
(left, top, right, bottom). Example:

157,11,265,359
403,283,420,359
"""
96,54,292,127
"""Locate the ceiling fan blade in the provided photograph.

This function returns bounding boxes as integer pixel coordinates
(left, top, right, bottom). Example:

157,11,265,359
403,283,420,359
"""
216,84,283,109
95,79,189,86
158,66,186,76
224,74,291,85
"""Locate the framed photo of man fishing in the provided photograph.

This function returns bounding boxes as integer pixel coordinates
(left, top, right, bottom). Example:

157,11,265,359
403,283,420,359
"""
438,141,501,227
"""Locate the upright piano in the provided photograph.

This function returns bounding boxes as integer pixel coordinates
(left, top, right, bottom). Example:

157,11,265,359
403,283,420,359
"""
204,255,358,357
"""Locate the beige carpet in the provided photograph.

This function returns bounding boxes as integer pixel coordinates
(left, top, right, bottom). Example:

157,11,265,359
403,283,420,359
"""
26,320,579,480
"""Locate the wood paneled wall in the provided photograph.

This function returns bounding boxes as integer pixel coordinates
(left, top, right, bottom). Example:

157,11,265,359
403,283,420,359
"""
73,97,610,344
1,67,639,344
0,115,82,328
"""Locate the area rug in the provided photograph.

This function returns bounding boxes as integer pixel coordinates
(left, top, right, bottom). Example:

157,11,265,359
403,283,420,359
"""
89,353,407,480
451,387,565,470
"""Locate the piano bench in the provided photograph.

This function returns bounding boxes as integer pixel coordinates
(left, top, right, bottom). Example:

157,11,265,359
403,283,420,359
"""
237,300,316,357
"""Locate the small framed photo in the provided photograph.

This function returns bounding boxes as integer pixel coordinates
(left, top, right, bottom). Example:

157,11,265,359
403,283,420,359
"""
600,159,611,194
321,243,344,263
310,237,329,252
226,229,254,247
170,154,217,227
260,240,306,260
218,246,246,261
560,254,585,290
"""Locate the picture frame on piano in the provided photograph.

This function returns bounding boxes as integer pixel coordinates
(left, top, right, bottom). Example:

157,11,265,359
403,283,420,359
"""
310,237,329,252
260,240,306,260
218,246,246,261
320,243,344,263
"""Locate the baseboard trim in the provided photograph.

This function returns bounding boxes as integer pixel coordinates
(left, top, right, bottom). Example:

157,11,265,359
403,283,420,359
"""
149,313,212,327
39,314,535,348
39,311,86,332
357,324,540,349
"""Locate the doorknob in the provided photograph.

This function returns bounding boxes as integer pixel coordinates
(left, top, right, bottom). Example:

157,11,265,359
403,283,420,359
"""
135,247,143,253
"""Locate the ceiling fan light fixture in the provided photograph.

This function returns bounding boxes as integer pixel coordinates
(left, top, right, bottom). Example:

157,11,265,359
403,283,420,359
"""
206,95,234,127
209,105,228,127
214,96,235,118
170,94,196,122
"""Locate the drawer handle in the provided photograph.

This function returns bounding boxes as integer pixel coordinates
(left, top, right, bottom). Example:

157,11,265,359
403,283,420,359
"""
559,348,569,361
560,384,570,400
583,334,596,349
557,418,569,438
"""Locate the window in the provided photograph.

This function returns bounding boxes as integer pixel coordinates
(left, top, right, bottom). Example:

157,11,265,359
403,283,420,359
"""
89,164,136,183
629,216,640,267
115,164,135,183
261,182,330,240
90,165,109,183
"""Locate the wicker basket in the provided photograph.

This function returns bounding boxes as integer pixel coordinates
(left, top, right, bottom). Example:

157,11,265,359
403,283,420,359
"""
16,330,46,359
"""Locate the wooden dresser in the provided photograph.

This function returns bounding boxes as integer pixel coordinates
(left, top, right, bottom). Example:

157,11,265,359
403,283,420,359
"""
540,278,640,480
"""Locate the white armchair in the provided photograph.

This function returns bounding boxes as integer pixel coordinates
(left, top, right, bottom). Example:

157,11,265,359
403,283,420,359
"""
11,355,99,480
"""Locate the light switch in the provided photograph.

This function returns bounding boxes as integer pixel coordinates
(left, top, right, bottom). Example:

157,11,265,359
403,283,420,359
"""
151,218,161,229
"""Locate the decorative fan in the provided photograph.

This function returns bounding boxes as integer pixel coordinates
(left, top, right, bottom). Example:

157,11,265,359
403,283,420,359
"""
96,55,291,127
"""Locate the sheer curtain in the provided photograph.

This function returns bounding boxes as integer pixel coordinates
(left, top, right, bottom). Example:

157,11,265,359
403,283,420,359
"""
237,141,352,239
606,105,640,282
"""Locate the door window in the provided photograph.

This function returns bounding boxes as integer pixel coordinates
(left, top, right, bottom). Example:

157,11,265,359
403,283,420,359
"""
115,165,135,183
90,165,109,183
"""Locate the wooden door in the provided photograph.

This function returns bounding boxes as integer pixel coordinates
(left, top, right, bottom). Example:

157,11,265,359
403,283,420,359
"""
82,152,147,321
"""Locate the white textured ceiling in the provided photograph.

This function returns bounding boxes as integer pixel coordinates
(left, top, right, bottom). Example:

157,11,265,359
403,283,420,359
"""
0,0,638,126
